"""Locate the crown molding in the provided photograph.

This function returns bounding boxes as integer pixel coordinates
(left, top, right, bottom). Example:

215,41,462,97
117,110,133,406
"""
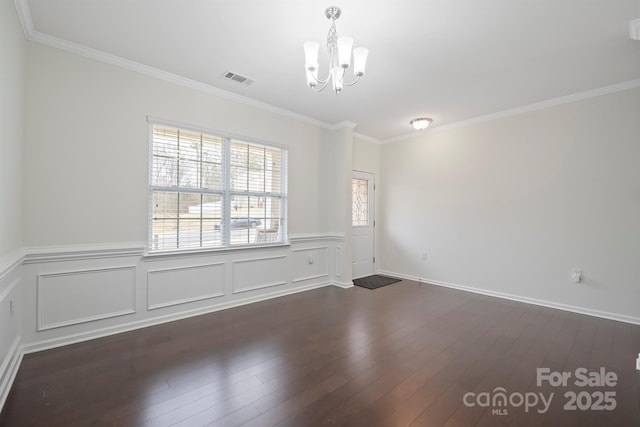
327,121,358,130
12,0,33,38
382,79,640,144
12,0,356,133
353,132,382,144
27,30,334,130
14,0,640,145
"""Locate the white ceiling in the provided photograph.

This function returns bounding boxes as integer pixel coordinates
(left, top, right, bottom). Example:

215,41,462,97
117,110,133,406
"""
22,0,640,141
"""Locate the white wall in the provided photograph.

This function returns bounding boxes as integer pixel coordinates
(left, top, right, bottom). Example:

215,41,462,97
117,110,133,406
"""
0,0,24,258
379,87,640,321
318,127,354,284
15,41,353,356
24,43,331,247
0,0,25,409
352,135,381,268
353,136,381,175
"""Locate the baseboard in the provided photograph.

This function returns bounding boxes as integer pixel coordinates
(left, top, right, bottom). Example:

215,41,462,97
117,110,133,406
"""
378,270,640,326
0,336,23,411
22,281,333,355
332,281,354,289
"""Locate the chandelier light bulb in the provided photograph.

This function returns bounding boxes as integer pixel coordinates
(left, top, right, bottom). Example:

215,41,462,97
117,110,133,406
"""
303,41,320,70
353,47,369,76
337,36,353,68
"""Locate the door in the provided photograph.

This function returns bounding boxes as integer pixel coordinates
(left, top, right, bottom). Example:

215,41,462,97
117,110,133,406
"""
352,171,375,279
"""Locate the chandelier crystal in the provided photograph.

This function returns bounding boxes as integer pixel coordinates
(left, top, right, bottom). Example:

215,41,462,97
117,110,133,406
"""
303,6,369,94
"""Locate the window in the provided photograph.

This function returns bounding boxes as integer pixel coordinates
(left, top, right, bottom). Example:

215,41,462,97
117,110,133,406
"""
352,178,369,226
149,122,287,252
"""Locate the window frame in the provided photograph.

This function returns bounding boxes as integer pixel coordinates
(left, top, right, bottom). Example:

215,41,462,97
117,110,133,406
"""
147,117,288,254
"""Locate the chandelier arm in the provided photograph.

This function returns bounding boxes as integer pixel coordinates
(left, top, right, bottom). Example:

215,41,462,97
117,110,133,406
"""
341,74,362,87
310,71,332,85
311,79,331,92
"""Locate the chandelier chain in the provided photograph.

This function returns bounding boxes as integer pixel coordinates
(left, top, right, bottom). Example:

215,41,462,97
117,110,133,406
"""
327,21,338,49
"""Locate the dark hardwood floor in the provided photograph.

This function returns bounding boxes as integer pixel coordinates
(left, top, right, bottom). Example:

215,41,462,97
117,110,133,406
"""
1,280,639,426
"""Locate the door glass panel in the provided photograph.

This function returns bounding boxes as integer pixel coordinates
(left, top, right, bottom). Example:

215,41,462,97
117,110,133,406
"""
352,178,369,226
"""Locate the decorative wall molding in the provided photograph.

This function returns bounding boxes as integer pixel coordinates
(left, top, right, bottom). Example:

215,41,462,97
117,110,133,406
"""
0,248,24,282
0,279,20,306
22,281,332,355
0,248,23,413
289,233,344,244
293,273,329,284
143,243,290,261
19,238,342,263
292,246,329,283
335,246,343,278
2,234,349,412
37,266,137,331
231,255,288,294
16,235,345,357
378,270,640,326
24,243,145,264
147,262,225,310
0,336,22,411
291,246,330,252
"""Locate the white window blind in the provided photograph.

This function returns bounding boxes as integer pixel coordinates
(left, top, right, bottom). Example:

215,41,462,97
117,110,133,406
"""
149,122,287,252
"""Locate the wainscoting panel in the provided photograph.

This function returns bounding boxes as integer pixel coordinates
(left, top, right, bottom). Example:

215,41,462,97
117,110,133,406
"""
232,255,288,294
17,236,345,355
147,262,225,310
292,246,329,283
4,237,348,411
0,249,23,411
37,266,136,331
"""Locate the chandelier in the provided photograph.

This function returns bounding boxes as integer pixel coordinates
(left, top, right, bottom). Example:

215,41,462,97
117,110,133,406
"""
303,6,369,94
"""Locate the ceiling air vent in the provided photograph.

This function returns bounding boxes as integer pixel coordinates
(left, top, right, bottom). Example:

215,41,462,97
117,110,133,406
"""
222,71,255,86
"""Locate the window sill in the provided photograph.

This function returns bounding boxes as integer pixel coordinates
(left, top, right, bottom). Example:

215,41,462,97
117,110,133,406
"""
143,241,291,260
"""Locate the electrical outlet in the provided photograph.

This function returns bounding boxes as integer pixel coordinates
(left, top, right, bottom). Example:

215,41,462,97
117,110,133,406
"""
421,251,427,261
9,300,14,318
636,353,640,371
308,255,314,265
571,268,582,283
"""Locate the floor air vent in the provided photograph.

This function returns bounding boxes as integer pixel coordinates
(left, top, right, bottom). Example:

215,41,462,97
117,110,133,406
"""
222,71,255,86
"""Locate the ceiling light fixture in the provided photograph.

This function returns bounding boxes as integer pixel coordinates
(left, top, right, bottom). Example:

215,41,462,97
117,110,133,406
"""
303,6,369,94
410,118,433,130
